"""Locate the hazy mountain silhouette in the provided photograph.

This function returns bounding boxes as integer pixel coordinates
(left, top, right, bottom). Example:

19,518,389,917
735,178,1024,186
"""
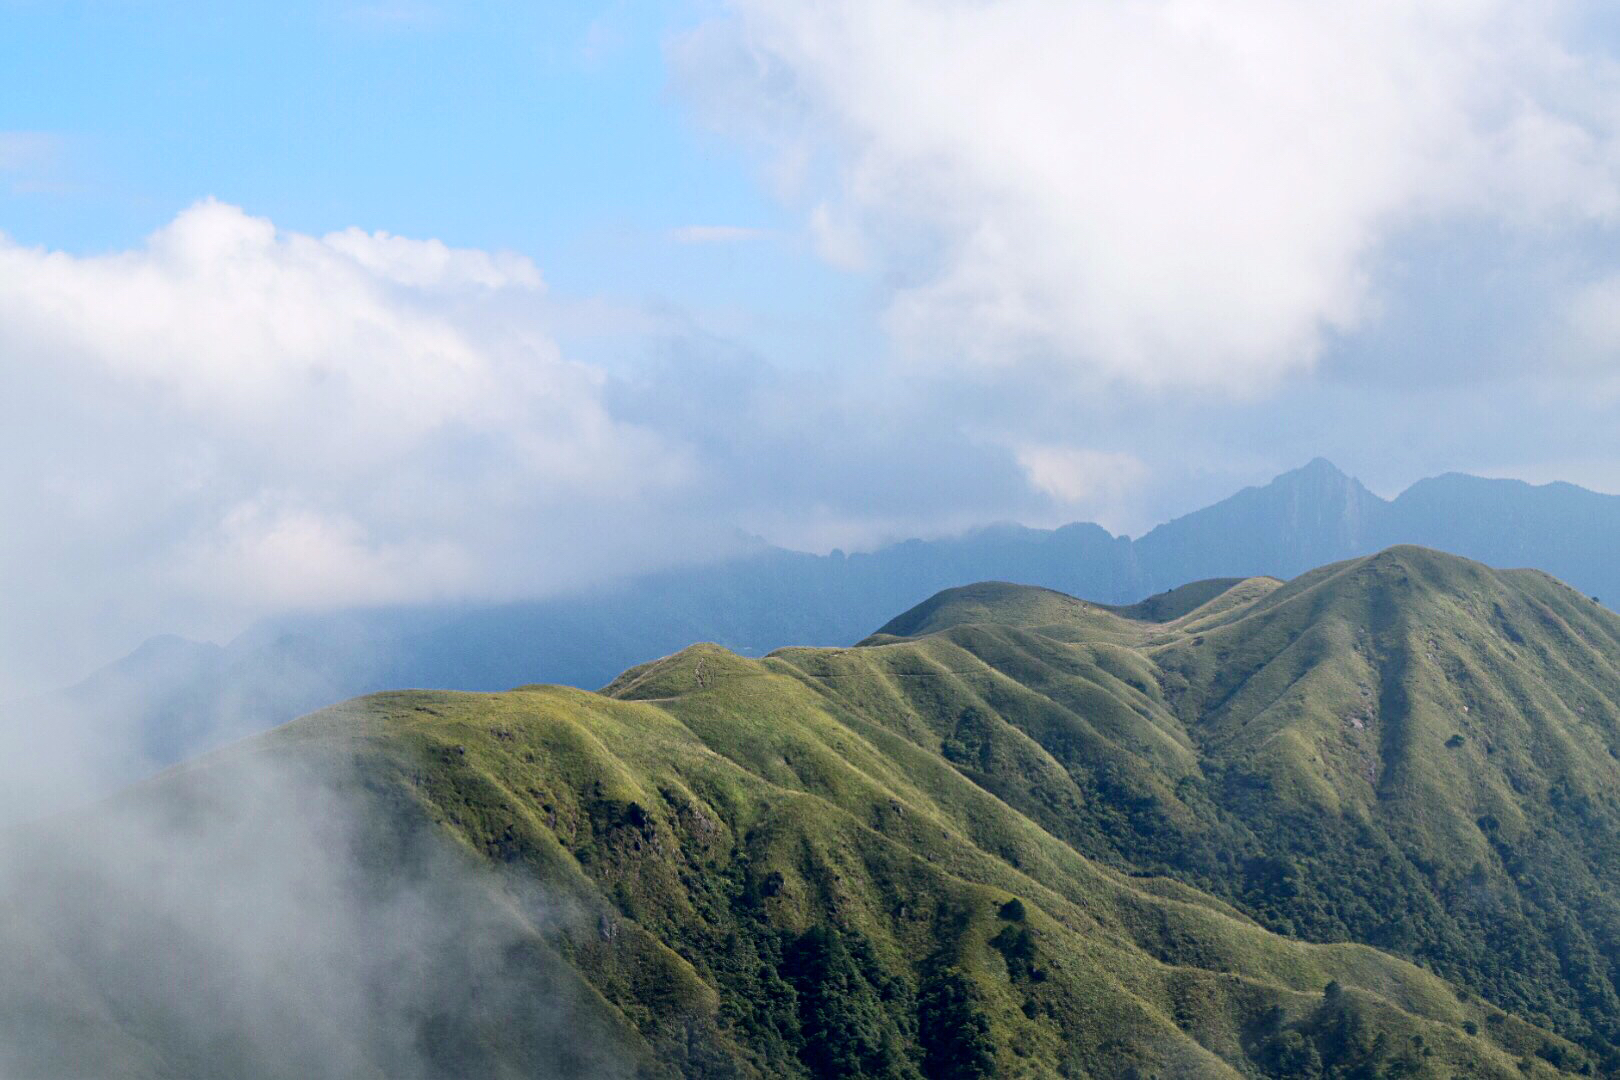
37,460,1620,780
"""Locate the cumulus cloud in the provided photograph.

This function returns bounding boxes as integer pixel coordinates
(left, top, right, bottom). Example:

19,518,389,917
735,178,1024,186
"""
0,199,585,455
0,201,695,689
677,0,1620,390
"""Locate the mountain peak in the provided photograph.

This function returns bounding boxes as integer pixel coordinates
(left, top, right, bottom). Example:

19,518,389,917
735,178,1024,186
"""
1131,459,1384,586
1264,457,1373,499
1289,456,1351,481
867,581,1109,641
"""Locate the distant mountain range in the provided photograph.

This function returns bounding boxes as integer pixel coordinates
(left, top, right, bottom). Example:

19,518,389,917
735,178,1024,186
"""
31,459,1620,786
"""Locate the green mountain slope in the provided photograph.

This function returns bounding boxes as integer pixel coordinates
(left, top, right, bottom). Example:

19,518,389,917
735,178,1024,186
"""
857,546,1620,1067
50,458,1620,807
3,546,1613,1078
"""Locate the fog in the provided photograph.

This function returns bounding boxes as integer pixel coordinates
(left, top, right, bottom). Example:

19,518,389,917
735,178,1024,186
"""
0,568,646,1077
0,738,638,1078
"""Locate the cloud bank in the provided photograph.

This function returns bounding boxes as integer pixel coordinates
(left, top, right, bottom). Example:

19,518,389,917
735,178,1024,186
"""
0,201,700,688
678,0,1620,390
0,200,1074,694
0,732,635,1077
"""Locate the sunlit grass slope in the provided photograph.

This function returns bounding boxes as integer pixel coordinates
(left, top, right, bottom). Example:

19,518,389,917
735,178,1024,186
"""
245,550,1614,1076
10,545,1616,1078
850,546,1620,1071
222,672,1561,1076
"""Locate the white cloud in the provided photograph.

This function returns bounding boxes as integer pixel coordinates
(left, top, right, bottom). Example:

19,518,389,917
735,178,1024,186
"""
1016,445,1149,518
0,200,577,453
807,203,868,271
321,225,544,289
179,498,477,610
0,201,697,688
678,1,1620,391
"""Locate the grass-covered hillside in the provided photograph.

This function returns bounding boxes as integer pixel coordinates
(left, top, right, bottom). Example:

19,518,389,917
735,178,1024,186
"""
856,547,1620,1068
5,546,1617,1078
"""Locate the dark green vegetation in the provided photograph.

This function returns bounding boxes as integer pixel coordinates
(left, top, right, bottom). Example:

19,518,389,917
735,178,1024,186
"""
857,552,1620,1067
10,545,1620,1077
39,459,1620,788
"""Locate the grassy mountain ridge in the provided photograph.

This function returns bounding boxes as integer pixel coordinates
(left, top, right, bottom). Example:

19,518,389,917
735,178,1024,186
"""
32,460,1620,809
5,546,1615,1076
864,547,1620,1063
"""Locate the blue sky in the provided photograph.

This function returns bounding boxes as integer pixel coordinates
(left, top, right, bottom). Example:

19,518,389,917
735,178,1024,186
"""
6,0,1620,689
3,3,727,249
0,1,868,365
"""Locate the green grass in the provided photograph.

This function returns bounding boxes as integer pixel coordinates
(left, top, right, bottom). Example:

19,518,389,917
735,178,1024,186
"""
11,545,1619,1077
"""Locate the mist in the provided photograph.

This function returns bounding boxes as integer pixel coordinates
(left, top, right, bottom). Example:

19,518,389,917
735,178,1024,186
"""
0,736,639,1079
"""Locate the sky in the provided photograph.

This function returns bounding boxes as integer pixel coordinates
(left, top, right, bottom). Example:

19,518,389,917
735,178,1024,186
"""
6,0,1620,692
